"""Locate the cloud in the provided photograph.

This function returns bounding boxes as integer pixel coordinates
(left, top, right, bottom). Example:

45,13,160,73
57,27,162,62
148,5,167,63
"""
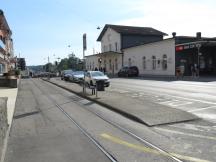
115,0,216,37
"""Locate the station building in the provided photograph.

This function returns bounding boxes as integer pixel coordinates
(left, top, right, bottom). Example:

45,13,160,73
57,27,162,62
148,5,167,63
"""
85,24,216,77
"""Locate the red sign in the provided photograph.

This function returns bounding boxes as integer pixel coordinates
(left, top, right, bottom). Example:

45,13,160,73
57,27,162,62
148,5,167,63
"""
176,46,183,51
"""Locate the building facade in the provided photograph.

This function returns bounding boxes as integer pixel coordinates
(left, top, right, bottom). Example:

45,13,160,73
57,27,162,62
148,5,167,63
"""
0,9,14,75
86,24,167,75
123,39,175,76
86,24,216,77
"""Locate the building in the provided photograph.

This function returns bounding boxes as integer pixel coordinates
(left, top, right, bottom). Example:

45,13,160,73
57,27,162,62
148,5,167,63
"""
86,24,216,77
0,9,14,75
86,24,167,75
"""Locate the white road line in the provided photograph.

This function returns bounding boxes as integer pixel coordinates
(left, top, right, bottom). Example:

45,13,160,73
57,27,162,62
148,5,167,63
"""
111,85,216,105
188,106,216,112
155,127,216,141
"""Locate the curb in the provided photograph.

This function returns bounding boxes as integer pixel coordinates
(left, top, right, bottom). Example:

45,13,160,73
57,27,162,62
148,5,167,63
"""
0,79,21,162
42,79,147,125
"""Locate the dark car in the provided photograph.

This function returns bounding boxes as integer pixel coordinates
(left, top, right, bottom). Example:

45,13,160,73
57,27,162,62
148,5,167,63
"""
61,70,73,81
118,66,139,77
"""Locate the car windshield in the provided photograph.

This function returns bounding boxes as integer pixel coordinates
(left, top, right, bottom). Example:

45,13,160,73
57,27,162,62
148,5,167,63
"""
91,71,105,77
73,71,84,75
64,70,73,74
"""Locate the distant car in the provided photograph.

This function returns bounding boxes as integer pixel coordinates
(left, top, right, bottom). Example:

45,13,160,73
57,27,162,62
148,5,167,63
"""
84,71,110,87
61,70,73,81
69,71,84,83
118,66,139,77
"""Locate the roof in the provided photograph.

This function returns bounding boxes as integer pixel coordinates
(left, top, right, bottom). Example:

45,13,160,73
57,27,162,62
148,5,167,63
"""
97,24,168,41
122,38,174,50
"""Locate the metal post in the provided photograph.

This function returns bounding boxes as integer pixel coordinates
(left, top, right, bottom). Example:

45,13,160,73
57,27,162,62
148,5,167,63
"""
83,49,86,94
197,44,201,78
83,33,87,95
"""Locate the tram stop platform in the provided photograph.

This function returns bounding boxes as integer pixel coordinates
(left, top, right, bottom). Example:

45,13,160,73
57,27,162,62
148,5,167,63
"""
45,78,199,126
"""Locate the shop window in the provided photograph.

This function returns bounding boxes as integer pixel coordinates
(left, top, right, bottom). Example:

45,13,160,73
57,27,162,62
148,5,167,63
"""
128,58,132,67
162,54,167,70
143,56,146,69
152,56,156,70
115,58,118,70
0,64,2,75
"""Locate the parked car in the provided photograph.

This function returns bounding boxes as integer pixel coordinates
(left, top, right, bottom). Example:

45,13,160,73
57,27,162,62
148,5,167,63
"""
61,70,73,81
118,66,139,77
69,71,84,83
84,71,110,87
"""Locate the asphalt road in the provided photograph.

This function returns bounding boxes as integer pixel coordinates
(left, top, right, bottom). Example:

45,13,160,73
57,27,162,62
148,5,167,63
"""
109,78,216,124
4,77,216,162
5,79,185,162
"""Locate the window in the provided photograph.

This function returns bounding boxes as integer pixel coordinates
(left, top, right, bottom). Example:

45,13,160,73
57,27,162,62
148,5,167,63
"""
115,42,118,51
103,60,106,68
152,56,156,70
128,58,132,67
115,58,118,70
162,54,167,70
103,45,106,52
109,44,112,51
109,59,112,70
142,56,146,69
107,34,111,41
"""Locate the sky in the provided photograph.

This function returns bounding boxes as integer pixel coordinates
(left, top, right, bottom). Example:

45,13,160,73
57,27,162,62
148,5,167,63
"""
1,0,216,65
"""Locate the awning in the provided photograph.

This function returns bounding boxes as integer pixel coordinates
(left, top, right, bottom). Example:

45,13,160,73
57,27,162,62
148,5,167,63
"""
175,40,216,51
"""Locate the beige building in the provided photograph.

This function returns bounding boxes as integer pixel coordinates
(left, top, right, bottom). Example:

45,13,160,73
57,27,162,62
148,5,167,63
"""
85,24,167,76
123,39,176,76
0,10,14,75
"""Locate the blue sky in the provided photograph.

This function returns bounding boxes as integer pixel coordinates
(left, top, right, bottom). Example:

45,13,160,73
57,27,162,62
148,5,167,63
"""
1,0,216,65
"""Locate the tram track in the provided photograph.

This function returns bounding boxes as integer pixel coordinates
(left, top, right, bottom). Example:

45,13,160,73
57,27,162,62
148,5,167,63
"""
34,79,183,162
31,79,118,162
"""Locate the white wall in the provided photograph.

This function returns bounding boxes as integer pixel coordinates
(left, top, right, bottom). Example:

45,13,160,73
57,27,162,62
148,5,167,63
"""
85,55,98,71
85,53,122,74
101,54,122,74
123,39,176,76
101,28,121,53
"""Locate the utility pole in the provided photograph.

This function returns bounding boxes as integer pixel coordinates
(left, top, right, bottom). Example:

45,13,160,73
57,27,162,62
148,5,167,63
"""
83,33,87,94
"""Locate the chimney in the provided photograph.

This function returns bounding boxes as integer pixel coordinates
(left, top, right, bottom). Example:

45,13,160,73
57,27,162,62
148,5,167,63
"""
196,32,201,39
172,32,176,38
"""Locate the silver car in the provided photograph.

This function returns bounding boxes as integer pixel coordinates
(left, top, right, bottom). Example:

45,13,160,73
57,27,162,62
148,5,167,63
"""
84,71,110,87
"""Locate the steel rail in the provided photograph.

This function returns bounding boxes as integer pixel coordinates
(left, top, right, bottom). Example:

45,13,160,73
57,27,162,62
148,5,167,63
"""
31,79,118,162
41,79,183,162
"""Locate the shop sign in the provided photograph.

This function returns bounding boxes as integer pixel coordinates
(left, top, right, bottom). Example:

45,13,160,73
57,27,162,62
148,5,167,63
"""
176,43,201,51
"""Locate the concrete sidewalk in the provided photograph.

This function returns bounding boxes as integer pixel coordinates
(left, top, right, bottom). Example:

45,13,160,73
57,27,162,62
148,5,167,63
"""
45,78,198,126
0,87,18,126
0,83,18,162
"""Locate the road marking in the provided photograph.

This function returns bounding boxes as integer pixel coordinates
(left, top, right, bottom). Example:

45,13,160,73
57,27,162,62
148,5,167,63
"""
188,106,216,112
111,85,216,105
101,133,211,162
155,127,216,141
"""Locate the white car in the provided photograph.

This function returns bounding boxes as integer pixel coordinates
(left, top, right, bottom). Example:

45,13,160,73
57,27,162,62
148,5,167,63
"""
84,71,110,87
